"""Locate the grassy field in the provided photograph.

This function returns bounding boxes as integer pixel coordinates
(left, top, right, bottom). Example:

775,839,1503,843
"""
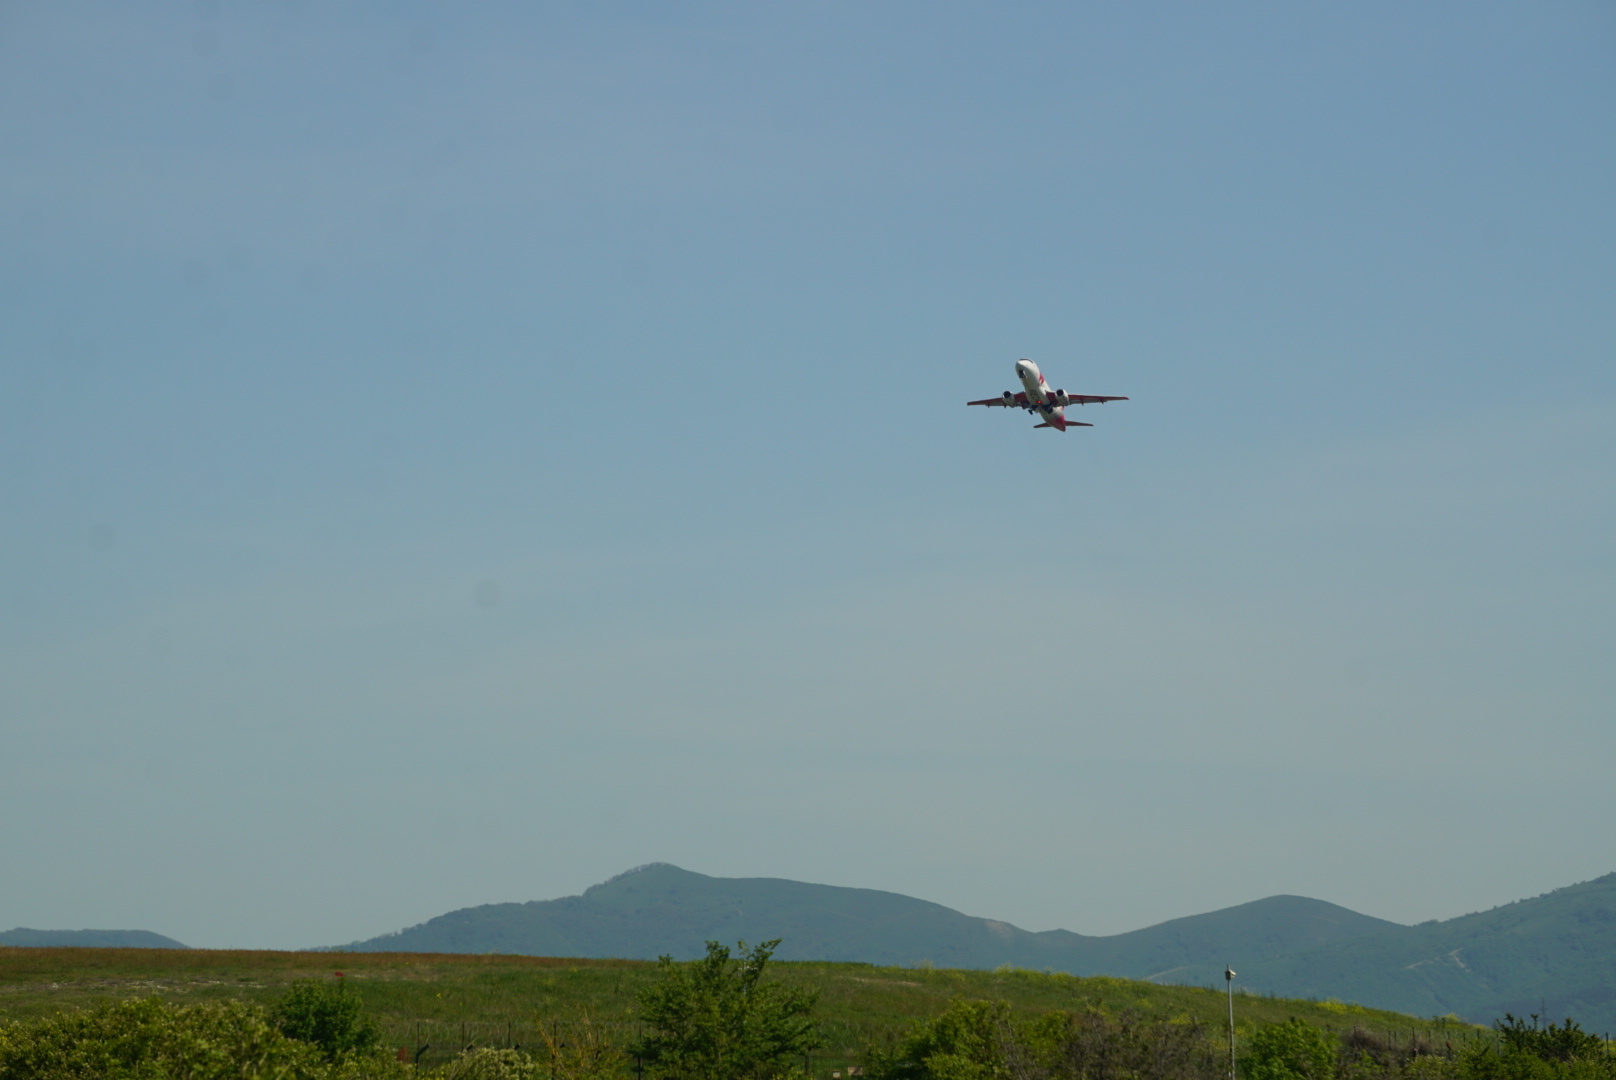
0,948,1484,1071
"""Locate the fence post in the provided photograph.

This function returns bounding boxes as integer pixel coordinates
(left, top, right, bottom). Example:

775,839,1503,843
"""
1225,967,1237,1080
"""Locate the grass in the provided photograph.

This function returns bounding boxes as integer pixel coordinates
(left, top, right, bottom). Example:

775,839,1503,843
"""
0,948,1485,1070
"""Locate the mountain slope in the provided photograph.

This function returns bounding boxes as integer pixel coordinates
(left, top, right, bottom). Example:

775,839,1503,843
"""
1239,873,1616,1030
340,864,1616,1031
0,928,189,949
1044,893,1400,983
339,863,1392,981
343,863,1056,965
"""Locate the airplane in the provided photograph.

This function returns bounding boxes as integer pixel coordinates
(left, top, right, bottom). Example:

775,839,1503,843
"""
967,359,1128,431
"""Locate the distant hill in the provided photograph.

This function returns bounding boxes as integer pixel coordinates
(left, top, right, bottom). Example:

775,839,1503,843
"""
0,928,189,949
1238,872,1616,1033
336,863,1393,981
1041,892,1401,984
338,864,1616,1032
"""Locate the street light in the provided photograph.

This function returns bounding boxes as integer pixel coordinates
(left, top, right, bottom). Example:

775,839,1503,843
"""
1225,967,1237,1080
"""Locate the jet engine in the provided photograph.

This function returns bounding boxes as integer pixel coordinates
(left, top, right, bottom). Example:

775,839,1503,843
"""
1056,389,1070,407
1002,390,1015,404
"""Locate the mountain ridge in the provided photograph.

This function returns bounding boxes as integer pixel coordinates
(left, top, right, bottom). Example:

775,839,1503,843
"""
336,863,1616,1031
337,863,1396,978
0,928,189,949
1238,871,1616,1030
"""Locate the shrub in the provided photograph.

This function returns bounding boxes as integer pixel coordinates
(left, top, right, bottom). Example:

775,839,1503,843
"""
437,1047,544,1080
865,1001,1220,1080
536,1014,627,1080
1493,1017,1607,1066
633,940,820,1080
1037,1009,1219,1080
0,997,335,1080
1240,1019,1337,1080
866,999,1014,1080
273,978,383,1061
1338,1026,1458,1080
1455,1016,1615,1080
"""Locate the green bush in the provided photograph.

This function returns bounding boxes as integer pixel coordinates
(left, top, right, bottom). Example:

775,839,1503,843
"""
1034,1008,1219,1080
1240,1019,1337,1080
0,996,404,1080
0,997,408,1080
865,999,1014,1080
865,1000,1219,1080
633,940,820,1080
273,978,383,1061
1493,1017,1608,1066
1455,1016,1615,1080
436,1047,544,1080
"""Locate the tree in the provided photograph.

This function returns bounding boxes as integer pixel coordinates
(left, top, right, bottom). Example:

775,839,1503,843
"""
272,977,383,1061
634,939,820,1080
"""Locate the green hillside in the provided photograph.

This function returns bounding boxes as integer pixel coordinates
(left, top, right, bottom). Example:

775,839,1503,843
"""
339,863,1394,983
1240,873,1616,1034
0,928,189,949
0,947,1475,1071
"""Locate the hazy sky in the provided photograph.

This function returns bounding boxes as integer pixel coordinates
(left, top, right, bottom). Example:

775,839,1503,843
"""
2,1,1613,951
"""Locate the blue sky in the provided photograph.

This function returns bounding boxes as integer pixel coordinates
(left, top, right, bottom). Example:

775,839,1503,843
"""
2,1,1613,950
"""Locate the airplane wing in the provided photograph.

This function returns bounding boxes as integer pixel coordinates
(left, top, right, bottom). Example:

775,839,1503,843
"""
967,393,1128,406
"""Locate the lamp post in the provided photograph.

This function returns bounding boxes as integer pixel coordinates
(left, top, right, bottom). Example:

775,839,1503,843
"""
1225,967,1237,1080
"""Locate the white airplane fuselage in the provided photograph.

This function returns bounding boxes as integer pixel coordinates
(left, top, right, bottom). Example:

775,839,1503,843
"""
1016,359,1072,424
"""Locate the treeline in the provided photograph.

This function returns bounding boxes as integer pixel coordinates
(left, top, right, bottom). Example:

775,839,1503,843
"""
1,941,1611,1080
